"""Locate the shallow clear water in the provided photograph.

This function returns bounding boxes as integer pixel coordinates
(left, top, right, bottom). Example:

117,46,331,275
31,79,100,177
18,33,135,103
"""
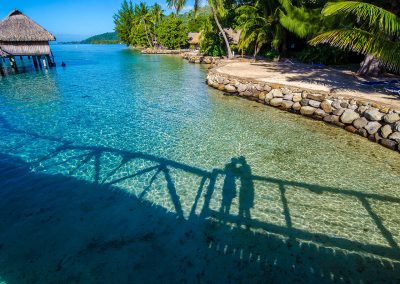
0,44,399,283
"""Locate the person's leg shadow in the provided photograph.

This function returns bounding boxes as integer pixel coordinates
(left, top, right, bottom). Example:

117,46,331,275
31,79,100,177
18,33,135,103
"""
219,158,238,223
237,156,254,229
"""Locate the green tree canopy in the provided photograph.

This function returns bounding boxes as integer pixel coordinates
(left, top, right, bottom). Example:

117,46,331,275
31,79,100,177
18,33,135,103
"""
113,0,135,45
156,15,189,49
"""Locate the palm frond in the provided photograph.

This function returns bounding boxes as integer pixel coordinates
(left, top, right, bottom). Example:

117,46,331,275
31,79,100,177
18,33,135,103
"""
310,28,400,72
322,1,400,36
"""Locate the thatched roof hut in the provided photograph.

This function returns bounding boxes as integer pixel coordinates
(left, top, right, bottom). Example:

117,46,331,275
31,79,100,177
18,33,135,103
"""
0,9,56,57
223,28,241,45
188,32,201,45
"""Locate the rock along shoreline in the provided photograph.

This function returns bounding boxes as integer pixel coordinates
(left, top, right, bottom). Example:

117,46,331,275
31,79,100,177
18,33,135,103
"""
207,68,400,153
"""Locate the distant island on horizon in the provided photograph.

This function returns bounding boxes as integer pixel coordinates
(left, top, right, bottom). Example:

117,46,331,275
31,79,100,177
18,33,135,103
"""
59,32,120,44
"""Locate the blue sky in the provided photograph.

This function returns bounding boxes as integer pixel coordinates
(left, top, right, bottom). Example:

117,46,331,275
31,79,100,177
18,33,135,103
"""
0,0,194,41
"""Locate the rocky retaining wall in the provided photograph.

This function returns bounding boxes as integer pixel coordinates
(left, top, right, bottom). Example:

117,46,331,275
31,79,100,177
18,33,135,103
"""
181,53,221,64
141,48,189,54
207,71,400,153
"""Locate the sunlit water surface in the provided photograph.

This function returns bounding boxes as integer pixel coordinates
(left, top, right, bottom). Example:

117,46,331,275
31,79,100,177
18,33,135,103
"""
0,45,399,283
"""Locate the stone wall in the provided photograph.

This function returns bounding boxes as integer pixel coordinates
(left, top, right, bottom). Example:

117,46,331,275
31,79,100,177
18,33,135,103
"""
181,53,221,65
141,48,189,54
207,71,400,153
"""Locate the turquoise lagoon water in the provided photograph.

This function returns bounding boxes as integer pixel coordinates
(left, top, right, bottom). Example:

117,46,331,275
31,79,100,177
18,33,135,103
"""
0,44,399,283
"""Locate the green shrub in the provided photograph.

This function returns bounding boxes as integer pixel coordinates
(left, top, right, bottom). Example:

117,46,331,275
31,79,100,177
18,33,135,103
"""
199,17,225,57
264,50,280,60
130,23,148,47
297,45,351,65
156,15,188,49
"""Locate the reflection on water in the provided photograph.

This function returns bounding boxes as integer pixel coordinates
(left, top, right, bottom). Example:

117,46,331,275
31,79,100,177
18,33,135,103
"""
0,45,399,283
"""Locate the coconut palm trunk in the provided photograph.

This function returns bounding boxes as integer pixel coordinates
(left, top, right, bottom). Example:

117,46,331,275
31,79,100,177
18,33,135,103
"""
210,6,233,59
143,22,153,48
357,55,384,77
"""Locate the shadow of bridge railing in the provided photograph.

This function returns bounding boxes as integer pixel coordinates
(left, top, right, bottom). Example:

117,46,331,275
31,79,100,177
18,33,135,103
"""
1,115,400,282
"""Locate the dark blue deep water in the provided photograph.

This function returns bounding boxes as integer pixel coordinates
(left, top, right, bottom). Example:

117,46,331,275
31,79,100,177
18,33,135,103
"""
0,45,399,283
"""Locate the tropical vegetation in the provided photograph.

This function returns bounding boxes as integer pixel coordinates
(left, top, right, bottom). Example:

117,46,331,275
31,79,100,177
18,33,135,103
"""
81,32,120,44
310,1,400,75
114,0,400,76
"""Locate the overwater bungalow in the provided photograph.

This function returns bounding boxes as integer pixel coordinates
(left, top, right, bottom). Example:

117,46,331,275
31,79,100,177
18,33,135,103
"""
0,9,56,74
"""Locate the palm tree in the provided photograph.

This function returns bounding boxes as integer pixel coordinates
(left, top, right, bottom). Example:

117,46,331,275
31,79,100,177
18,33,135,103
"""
113,0,135,45
310,1,400,76
166,0,233,58
149,4,164,46
135,3,153,48
236,5,273,58
166,0,185,14
278,0,327,39
209,3,233,58
150,3,164,23
235,0,310,59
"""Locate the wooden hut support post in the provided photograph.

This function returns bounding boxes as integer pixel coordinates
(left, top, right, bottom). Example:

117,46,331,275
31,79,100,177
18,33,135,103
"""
10,56,18,72
32,56,38,69
46,55,55,67
42,57,47,68
0,60,4,76
37,56,42,68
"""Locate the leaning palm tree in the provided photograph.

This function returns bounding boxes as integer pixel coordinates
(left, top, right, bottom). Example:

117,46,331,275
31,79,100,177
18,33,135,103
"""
236,5,273,58
166,0,233,58
310,1,400,76
208,2,233,58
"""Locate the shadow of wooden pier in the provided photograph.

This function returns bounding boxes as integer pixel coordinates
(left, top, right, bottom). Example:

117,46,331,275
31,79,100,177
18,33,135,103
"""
0,116,399,283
